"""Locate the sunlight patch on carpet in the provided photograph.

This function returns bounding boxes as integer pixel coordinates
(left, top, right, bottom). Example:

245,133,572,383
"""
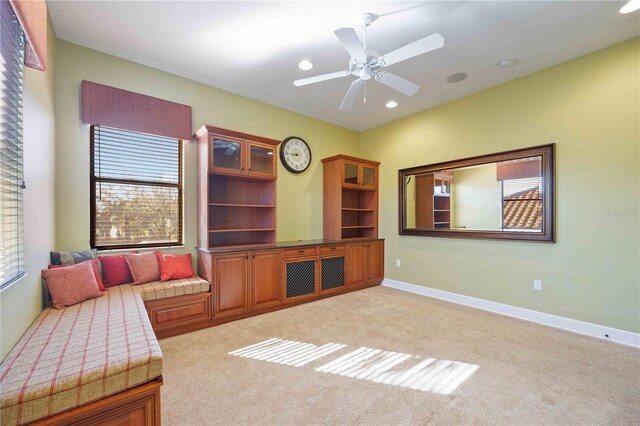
229,339,479,394
316,347,479,395
228,338,346,367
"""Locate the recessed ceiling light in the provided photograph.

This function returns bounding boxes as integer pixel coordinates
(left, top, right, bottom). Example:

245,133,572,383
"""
385,100,398,109
621,0,640,13
446,72,468,83
298,60,313,71
498,59,517,69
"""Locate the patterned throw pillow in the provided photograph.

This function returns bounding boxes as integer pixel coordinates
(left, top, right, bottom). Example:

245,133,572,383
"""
124,252,161,285
48,259,105,291
50,249,97,266
42,262,103,309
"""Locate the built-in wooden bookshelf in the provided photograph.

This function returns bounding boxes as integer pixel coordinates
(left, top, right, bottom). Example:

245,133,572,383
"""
195,125,281,250
322,155,380,240
415,171,452,229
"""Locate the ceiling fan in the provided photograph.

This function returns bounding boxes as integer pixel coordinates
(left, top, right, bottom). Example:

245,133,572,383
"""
293,13,444,111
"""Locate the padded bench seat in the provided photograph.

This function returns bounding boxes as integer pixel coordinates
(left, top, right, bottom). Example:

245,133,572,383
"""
0,285,163,426
135,276,210,302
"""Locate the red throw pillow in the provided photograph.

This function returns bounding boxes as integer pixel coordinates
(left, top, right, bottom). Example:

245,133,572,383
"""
99,251,138,287
155,252,195,281
49,259,105,291
42,262,103,309
124,251,161,285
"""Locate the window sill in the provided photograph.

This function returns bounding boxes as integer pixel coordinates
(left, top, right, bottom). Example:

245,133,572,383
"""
0,273,27,294
96,245,185,254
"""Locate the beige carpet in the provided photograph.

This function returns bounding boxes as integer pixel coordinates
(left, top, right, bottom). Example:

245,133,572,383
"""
159,286,640,425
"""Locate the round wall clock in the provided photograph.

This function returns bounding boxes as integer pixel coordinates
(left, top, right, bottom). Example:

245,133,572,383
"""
280,136,311,174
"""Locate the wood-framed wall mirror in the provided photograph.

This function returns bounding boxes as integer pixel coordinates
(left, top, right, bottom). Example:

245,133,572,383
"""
399,144,555,242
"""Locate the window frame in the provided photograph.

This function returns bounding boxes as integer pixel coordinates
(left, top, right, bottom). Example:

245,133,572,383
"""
0,1,26,291
89,125,184,250
500,177,543,231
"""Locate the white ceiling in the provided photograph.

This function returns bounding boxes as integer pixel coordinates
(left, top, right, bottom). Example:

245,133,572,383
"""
47,1,639,132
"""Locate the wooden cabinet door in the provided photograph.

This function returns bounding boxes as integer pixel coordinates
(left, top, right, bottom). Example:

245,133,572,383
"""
342,161,360,188
251,250,281,309
359,164,377,190
247,141,277,179
365,241,384,285
214,253,248,317
210,134,246,176
283,257,318,301
346,243,366,287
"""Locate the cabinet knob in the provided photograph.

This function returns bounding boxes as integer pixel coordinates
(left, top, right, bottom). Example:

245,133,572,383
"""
298,250,305,253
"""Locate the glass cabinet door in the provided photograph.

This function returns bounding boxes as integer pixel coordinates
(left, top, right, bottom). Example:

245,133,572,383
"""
361,165,376,188
343,162,359,186
247,142,276,177
211,136,244,174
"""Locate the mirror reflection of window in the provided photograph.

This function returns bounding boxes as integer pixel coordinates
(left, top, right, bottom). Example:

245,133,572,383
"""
498,157,543,231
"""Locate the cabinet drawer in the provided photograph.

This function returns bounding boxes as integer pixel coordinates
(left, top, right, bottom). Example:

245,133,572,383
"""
284,247,318,258
146,292,211,332
319,245,345,254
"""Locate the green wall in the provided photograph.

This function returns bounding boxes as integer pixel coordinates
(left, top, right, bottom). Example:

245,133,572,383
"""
54,41,360,256
359,38,640,333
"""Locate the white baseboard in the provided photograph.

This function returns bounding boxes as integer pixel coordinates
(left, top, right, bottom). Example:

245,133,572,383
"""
382,278,640,349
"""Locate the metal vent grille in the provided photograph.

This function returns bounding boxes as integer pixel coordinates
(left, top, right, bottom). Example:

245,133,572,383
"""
321,257,345,291
286,260,316,298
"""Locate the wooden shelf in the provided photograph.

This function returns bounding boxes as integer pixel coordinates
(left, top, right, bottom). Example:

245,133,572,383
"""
341,208,375,212
341,185,377,192
208,242,275,250
342,225,375,229
209,228,275,233
209,203,274,208
197,126,280,249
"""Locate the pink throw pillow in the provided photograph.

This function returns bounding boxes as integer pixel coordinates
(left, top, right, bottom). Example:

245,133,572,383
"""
48,259,105,291
42,262,103,309
125,251,161,285
99,251,138,287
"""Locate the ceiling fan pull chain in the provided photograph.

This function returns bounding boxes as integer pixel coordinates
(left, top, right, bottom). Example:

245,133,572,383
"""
364,82,367,103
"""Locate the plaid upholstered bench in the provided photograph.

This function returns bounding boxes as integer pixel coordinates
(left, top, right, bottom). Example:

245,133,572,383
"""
0,285,163,425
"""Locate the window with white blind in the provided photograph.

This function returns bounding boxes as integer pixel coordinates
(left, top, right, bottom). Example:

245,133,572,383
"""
501,177,543,230
90,125,183,250
1,1,26,290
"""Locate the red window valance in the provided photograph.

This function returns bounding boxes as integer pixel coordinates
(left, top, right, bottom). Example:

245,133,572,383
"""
496,158,541,181
81,81,193,141
10,0,47,71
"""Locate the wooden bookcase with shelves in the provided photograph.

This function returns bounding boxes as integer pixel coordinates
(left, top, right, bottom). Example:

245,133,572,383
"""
415,171,453,229
322,155,380,240
195,125,281,250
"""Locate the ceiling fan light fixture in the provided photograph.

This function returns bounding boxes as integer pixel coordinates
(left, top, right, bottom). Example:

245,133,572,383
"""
385,100,398,109
298,60,313,71
620,0,640,13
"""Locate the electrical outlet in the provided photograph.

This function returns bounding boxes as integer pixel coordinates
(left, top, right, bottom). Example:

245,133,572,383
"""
396,259,401,267
534,280,542,291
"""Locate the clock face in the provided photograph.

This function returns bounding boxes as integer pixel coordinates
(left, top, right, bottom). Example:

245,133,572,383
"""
280,137,311,174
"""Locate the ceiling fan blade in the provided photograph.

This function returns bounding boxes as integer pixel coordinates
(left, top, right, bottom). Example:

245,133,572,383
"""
293,70,350,87
378,33,444,67
339,79,364,111
376,72,420,96
334,28,367,62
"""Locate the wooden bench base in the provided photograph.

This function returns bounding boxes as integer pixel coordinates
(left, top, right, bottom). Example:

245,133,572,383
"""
33,377,162,426
145,292,212,339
